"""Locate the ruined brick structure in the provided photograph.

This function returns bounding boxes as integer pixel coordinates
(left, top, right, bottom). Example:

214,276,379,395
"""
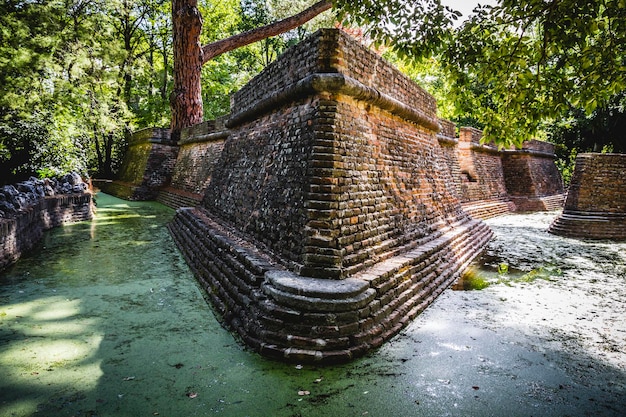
157,118,228,209
99,29,566,362
96,128,178,201
502,140,565,212
168,29,493,362
0,194,93,270
549,153,626,239
446,126,516,218
435,126,564,219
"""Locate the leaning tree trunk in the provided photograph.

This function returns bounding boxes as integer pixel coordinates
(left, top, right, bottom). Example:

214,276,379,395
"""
170,0,203,143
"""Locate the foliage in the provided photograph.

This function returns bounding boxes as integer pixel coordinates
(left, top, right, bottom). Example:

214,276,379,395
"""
3,0,626,183
548,91,626,154
439,0,626,147
334,0,461,58
458,266,491,290
1,0,173,181
338,1,626,149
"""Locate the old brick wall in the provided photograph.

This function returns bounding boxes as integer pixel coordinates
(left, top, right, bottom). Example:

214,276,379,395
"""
203,97,315,266
437,119,462,200
435,123,564,217
230,29,437,128
170,29,493,362
97,128,178,201
170,118,228,195
549,153,626,239
457,127,509,203
0,194,93,270
204,29,466,278
502,140,565,211
565,153,625,213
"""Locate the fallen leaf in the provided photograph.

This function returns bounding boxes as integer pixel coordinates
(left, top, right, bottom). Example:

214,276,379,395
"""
123,376,135,381
314,378,323,383
297,390,310,396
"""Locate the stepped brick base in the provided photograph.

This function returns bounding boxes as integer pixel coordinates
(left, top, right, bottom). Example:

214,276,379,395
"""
156,187,202,209
169,207,493,363
549,211,626,240
511,194,565,212
461,199,516,220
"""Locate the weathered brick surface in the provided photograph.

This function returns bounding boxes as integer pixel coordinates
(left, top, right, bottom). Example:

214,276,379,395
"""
205,90,472,278
457,127,509,203
168,118,229,198
436,125,564,218
549,153,626,239
502,140,565,211
97,128,178,200
0,194,93,270
170,29,494,362
231,29,437,129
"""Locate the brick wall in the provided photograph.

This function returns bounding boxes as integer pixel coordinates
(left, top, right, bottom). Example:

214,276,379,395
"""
164,118,229,205
0,194,93,270
170,28,493,362
549,153,626,239
97,128,178,200
457,127,509,202
501,140,565,211
435,124,564,217
204,29,470,278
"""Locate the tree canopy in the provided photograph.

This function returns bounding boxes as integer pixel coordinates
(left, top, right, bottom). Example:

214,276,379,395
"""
1,0,624,183
441,0,626,147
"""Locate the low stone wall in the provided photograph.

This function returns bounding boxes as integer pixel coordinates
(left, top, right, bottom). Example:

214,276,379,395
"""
170,29,493,362
502,140,565,211
436,125,564,219
96,128,178,200
549,153,626,239
0,175,94,270
156,118,229,209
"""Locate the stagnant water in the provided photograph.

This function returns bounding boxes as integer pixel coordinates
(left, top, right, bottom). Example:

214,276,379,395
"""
1,193,625,417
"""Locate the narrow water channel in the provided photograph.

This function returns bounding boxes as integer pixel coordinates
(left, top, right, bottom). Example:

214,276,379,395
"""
1,193,624,417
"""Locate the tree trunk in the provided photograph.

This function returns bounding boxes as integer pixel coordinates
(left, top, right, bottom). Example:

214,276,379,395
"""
104,132,114,178
170,0,203,142
170,0,332,140
93,125,104,176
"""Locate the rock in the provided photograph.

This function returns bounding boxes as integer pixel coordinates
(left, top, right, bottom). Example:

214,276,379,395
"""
0,173,89,218
1,185,18,199
43,185,55,196
0,200,16,217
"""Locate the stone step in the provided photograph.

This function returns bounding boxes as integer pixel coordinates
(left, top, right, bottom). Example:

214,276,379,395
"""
169,206,493,363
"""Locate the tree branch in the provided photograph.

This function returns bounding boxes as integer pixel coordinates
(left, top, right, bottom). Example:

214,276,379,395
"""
201,0,332,65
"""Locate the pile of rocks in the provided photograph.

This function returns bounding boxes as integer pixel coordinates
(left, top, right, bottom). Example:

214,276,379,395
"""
0,172,89,218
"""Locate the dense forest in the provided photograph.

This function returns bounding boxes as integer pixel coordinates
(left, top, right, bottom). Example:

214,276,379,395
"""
1,0,625,184
0,0,333,183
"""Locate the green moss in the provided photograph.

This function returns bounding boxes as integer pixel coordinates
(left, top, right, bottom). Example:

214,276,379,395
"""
516,266,562,283
457,267,491,290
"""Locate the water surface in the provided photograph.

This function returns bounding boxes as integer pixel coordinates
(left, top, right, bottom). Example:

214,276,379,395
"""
1,195,624,416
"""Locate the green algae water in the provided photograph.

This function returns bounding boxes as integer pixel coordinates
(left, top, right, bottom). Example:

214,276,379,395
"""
1,194,625,417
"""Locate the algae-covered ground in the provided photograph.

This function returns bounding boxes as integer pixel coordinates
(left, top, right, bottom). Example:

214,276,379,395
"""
1,194,624,417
